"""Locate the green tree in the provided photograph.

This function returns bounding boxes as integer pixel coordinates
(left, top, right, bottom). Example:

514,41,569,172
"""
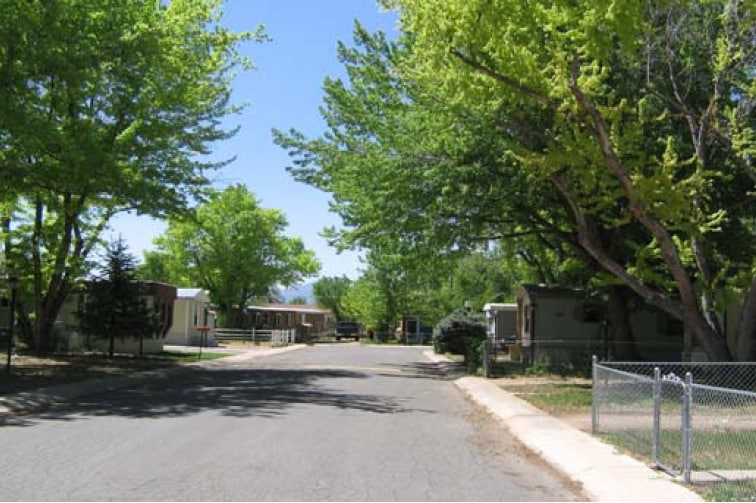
389,0,756,360
276,24,602,336
137,251,174,284
148,185,320,326
313,276,352,321
0,0,265,352
287,296,310,305
341,276,386,333
280,5,756,360
77,238,154,358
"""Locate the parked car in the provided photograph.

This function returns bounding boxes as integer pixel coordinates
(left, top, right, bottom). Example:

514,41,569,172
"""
335,321,361,341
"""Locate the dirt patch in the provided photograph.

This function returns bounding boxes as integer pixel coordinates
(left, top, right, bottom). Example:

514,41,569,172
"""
464,396,588,500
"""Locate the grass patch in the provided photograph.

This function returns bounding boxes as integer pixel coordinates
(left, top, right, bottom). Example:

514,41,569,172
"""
663,429,756,471
500,382,593,414
696,480,756,502
492,360,592,415
600,430,756,502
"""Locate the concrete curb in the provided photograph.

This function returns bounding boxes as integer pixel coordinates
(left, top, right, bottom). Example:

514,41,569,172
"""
423,351,702,502
0,344,306,416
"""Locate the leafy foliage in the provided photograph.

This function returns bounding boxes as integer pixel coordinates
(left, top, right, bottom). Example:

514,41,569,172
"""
434,306,490,373
312,276,352,321
0,0,264,352
279,3,756,360
143,185,320,327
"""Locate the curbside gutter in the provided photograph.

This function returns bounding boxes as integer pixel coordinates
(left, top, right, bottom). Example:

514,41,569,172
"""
0,344,306,416
424,351,702,502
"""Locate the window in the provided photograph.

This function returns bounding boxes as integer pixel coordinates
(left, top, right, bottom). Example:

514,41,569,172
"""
275,314,282,327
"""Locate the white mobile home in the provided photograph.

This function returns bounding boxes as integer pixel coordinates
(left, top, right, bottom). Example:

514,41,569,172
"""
483,302,517,346
164,288,217,347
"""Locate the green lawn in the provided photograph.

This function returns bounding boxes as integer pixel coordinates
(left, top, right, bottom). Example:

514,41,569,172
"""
503,382,593,413
697,480,756,502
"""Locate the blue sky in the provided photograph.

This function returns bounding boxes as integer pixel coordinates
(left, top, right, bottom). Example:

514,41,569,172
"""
107,0,399,281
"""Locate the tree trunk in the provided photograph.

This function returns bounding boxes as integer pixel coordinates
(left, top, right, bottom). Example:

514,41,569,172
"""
606,286,642,361
552,174,733,361
567,68,732,361
735,276,756,361
32,197,45,352
683,303,732,361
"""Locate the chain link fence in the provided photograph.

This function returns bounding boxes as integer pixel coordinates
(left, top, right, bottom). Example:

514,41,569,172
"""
593,358,756,501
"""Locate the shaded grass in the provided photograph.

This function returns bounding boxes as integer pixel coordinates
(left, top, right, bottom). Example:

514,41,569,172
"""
0,350,229,395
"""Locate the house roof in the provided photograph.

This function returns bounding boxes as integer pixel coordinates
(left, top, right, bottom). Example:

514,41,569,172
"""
177,288,206,298
483,302,517,312
517,284,587,299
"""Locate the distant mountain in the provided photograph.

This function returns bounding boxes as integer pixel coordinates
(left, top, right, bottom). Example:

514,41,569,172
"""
280,282,315,304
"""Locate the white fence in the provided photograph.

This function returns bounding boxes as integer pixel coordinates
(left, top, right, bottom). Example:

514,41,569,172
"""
213,328,296,347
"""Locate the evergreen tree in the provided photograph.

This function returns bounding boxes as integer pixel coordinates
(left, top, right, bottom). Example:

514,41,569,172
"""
78,238,154,358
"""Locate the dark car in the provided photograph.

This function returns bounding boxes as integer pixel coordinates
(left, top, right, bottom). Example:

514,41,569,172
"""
335,321,361,341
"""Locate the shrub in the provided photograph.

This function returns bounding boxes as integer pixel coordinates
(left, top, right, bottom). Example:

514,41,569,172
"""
434,307,487,360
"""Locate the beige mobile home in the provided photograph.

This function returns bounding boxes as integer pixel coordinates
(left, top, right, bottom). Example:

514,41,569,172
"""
515,284,688,365
54,281,176,354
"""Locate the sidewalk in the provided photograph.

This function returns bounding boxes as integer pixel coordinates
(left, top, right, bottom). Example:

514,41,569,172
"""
423,351,702,502
0,344,305,416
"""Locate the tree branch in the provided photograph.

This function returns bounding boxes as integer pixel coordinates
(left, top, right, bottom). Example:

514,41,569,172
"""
450,49,559,109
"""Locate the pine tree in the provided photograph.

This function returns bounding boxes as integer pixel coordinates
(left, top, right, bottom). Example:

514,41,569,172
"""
78,238,155,358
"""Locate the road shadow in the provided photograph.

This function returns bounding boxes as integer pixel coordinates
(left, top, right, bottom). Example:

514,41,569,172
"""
378,361,465,381
0,366,423,427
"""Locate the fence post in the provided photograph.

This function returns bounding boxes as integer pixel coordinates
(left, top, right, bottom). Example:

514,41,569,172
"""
682,372,693,483
652,367,661,466
482,340,490,378
591,355,598,435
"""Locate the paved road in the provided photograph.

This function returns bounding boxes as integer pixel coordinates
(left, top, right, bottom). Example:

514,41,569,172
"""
0,344,583,501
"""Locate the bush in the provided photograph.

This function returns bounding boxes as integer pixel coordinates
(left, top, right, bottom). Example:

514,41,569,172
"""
466,337,490,374
434,307,487,360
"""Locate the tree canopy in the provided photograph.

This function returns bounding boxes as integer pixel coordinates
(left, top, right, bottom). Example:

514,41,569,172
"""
312,276,353,321
0,0,264,351
141,185,320,327
278,2,756,360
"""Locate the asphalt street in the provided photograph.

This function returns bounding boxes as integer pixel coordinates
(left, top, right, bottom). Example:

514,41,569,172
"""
0,344,584,501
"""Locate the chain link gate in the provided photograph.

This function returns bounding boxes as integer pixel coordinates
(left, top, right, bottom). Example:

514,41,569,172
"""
652,369,693,481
